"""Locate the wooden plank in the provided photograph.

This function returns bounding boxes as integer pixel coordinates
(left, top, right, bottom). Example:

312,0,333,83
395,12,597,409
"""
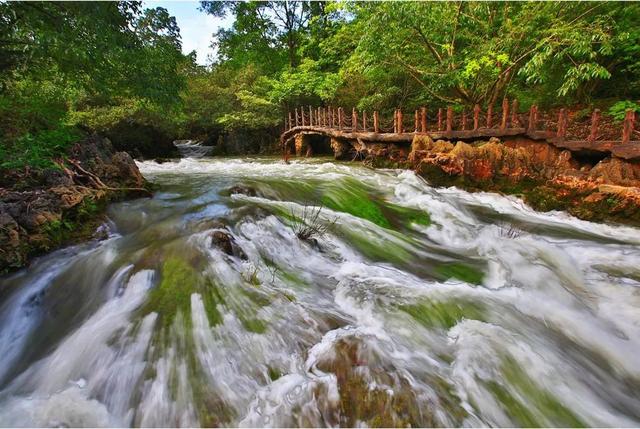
501,97,509,130
511,99,519,127
588,109,600,143
352,108,357,131
528,105,537,133
622,109,636,144
473,104,480,130
557,108,567,140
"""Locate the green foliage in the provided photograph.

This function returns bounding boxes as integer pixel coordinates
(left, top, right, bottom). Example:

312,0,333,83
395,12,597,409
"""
608,100,640,121
0,125,82,170
0,1,186,169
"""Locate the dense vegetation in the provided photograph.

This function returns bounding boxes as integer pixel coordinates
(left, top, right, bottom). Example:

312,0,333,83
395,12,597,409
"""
1,1,639,169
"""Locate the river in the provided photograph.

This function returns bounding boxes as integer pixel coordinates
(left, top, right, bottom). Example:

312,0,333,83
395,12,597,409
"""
0,156,639,427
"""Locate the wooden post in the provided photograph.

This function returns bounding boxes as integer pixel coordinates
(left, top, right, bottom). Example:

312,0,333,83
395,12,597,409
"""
511,99,519,127
588,109,601,143
622,109,636,144
398,109,404,133
414,110,419,132
393,109,398,133
473,104,480,130
374,111,379,133
446,106,453,135
317,107,321,127
556,108,567,140
301,107,306,126
362,111,367,131
438,108,443,131
352,108,357,131
420,107,427,132
338,107,343,130
528,105,538,133
486,104,493,128
461,110,467,131
309,106,313,126
330,106,335,128
289,111,293,130
500,97,509,130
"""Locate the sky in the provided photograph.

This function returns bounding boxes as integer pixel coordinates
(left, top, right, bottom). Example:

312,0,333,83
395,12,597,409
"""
143,1,234,65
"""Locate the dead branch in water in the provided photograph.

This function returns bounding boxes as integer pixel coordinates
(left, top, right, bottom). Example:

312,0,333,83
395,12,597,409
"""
290,204,336,241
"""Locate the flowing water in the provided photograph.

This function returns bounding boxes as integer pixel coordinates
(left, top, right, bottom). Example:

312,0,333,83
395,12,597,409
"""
0,157,639,427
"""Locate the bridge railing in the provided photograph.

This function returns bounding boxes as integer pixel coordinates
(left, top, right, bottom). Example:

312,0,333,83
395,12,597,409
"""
284,100,638,144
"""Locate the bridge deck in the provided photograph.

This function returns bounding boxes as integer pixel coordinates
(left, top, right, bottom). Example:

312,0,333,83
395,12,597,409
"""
281,103,639,161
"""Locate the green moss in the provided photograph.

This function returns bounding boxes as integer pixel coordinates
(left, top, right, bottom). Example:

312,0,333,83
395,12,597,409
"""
399,299,485,329
337,226,412,265
488,357,586,427
143,256,200,328
436,263,484,285
268,366,282,381
382,202,431,228
321,178,391,228
241,317,267,334
200,280,225,326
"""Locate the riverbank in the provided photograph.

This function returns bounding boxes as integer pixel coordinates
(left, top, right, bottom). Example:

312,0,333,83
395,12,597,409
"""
0,134,151,273
349,135,640,227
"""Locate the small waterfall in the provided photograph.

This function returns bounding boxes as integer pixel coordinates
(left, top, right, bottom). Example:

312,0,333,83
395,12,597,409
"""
174,140,213,158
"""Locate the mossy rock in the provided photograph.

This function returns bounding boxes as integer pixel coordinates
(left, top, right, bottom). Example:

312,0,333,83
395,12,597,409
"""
436,262,484,285
321,178,391,228
142,256,202,328
398,298,485,330
487,357,586,427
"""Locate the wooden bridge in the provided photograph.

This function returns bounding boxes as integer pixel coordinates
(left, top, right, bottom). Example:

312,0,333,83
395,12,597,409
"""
281,100,639,160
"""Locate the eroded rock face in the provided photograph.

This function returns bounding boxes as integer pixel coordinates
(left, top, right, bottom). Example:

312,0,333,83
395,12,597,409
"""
0,134,149,273
372,134,640,225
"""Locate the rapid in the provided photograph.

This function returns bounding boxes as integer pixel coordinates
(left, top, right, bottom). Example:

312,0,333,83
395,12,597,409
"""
0,156,639,427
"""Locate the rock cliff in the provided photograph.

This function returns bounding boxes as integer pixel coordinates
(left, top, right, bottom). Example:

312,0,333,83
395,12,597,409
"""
0,134,149,273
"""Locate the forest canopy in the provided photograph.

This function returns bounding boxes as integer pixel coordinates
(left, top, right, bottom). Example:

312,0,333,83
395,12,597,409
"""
1,1,639,168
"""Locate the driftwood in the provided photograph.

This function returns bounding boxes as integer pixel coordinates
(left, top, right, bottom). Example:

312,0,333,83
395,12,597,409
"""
55,158,152,196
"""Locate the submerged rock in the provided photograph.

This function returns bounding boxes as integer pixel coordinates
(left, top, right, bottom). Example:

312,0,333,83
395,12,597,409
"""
209,230,247,260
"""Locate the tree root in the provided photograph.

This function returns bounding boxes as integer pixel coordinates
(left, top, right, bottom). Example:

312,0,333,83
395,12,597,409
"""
54,158,152,197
